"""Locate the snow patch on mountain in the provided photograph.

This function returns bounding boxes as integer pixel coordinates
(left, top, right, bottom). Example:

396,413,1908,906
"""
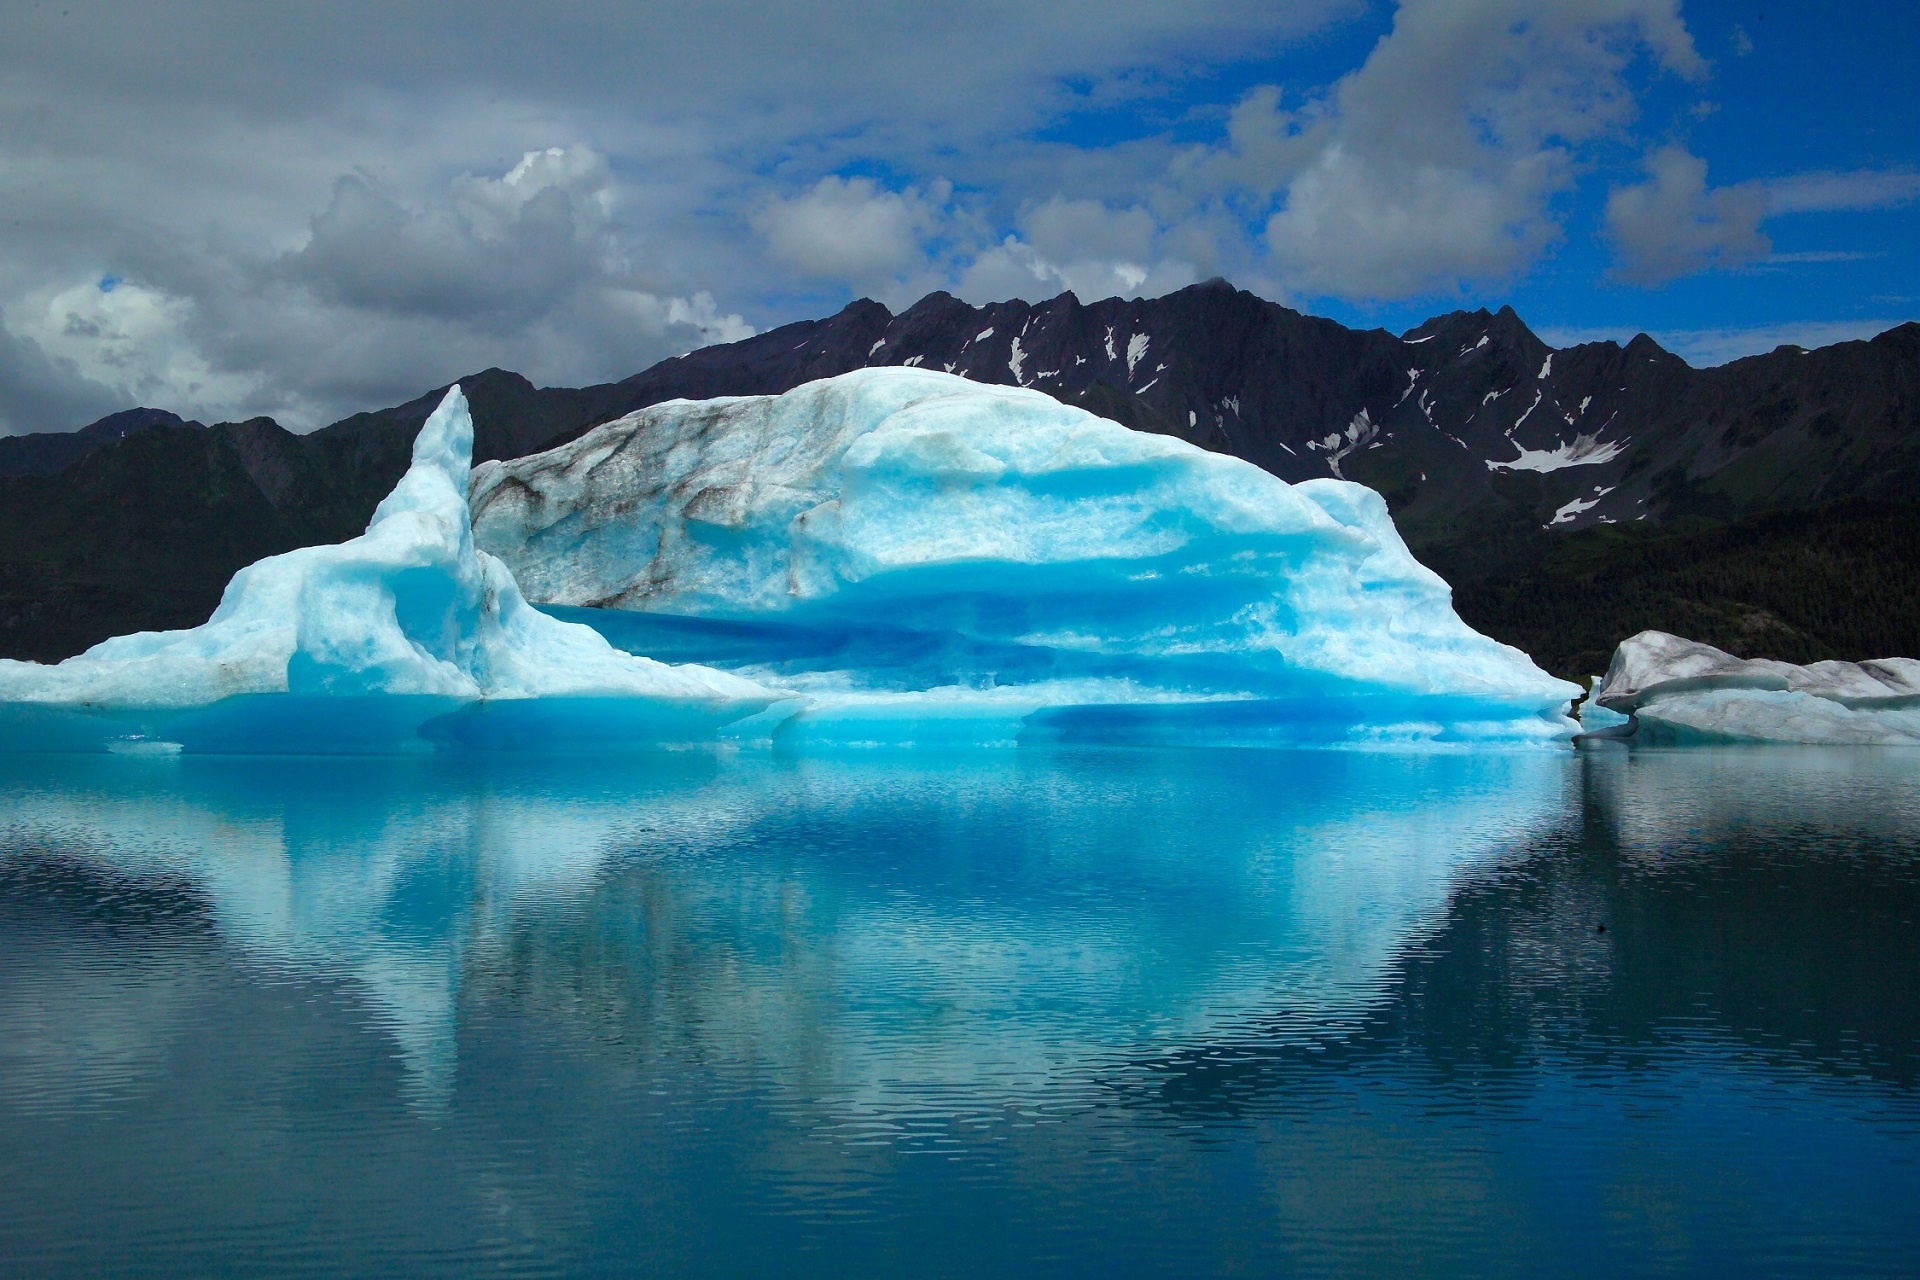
1488,432,1629,473
1548,486,1613,526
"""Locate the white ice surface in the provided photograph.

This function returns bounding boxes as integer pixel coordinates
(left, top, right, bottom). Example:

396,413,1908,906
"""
1595,630,1920,744
0,387,774,752
471,368,1579,747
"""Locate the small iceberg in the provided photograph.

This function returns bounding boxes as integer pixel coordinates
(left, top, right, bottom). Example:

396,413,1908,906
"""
1593,630,1920,744
472,368,1578,747
0,388,776,752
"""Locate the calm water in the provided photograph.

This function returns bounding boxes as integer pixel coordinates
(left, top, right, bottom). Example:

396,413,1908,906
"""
0,744,1916,1277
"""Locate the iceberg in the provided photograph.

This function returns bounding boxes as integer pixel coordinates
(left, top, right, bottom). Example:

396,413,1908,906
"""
472,368,1578,746
1594,630,1920,744
0,388,776,752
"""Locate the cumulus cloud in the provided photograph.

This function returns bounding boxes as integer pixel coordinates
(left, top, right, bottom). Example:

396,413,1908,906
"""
753,177,948,284
15,277,260,421
1603,155,1920,285
0,312,126,435
1210,0,1703,299
1605,146,1770,283
0,1,1358,429
9,148,751,430
953,199,1199,303
0,0,1906,430
750,179,1209,308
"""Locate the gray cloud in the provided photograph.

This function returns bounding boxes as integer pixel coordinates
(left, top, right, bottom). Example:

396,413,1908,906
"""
0,319,124,435
1605,145,1770,283
1600,158,1918,287
0,0,1906,433
1251,0,1703,299
0,0,1359,429
6,144,751,431
752,177,950,287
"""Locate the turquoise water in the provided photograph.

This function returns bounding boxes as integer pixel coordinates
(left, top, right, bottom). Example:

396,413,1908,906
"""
1,745,1916,1276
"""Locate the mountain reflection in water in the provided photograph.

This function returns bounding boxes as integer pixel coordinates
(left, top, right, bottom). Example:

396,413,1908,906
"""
0,746,1916,1277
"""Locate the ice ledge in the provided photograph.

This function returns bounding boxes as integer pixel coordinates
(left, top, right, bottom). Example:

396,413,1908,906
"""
1594,630,1920,744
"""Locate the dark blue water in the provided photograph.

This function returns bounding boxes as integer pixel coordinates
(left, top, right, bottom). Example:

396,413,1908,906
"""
1,745,1916,1276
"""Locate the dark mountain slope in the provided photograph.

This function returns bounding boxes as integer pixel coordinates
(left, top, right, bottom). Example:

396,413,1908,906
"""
0,422,305,661
581,287,1920,550
0,408,204,479
0,371,650,660
3,283,1915,672
1434,498,1920,679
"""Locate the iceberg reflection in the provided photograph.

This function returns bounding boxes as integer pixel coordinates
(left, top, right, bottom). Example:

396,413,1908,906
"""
0,749,1572,1113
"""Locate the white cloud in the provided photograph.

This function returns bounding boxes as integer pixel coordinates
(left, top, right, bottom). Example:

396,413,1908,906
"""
1605,145,1769,283
18,277,262,415
452,146,615,240
9,149,752,429
752,177,947,283
1764,169,1920,215
953,197,1200,303
1249,0,1702,299
0,0,1905,431
0,1,1360,428
1602,157,1919,285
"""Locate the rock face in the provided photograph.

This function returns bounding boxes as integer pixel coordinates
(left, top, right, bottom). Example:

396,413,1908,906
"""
1594,630,1920,744
472,368,1579,748
0,388,772,752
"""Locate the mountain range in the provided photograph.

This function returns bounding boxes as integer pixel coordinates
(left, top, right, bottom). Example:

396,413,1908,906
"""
3,280,1916,678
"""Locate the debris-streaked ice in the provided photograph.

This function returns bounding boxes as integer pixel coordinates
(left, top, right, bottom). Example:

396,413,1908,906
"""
1595,630,1920,744
0,387,774,752
472,368,1579,747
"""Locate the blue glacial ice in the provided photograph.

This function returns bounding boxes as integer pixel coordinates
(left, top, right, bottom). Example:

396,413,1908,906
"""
471,368,1580,747
0,369,1578,753
0,387,776,753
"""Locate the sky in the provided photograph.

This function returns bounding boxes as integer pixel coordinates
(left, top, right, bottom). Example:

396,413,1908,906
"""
0,0,1915,434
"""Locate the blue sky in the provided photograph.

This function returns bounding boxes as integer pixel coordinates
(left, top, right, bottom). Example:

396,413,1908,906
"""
1224,1,1920,347
0,0,1913,432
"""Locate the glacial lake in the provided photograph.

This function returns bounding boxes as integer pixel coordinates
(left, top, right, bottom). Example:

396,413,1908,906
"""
1,744,1916,1277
